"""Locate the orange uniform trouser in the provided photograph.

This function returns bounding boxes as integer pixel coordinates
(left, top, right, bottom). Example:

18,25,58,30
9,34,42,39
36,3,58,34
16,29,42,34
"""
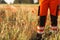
37,0,58,33
40,0,58,16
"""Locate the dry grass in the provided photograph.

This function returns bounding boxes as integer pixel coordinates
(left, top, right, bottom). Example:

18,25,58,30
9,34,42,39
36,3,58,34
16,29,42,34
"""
0,4,60,40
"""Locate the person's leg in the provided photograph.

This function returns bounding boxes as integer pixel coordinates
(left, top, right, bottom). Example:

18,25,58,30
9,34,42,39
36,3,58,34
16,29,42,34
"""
37,16,47,40
50,0,58,32
36,0,49,40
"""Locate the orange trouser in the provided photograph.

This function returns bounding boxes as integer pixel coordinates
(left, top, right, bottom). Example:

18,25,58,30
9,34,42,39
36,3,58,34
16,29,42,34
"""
39,0,58,16
37,0,58,34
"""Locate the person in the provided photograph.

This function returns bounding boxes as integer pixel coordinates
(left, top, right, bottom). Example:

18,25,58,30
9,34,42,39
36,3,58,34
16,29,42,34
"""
36,0,59,40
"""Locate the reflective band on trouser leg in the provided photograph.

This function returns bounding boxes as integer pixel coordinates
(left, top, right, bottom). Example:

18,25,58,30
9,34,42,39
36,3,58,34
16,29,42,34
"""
50,26,58,31
37,26,45,34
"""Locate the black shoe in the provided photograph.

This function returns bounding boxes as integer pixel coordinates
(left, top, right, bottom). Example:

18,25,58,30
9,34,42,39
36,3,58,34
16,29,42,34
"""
36,33,43,40
30,33,43,40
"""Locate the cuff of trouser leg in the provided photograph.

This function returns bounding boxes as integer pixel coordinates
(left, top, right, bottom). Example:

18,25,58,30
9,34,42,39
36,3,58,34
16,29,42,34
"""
37,26,44,34
50,26,58,31
37,30,44,34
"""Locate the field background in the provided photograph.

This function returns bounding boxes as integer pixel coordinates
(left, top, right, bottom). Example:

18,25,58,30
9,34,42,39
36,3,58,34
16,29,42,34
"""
0,4,60,40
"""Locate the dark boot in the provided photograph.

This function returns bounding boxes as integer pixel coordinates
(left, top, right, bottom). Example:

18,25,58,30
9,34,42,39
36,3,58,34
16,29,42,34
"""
36,33,43,40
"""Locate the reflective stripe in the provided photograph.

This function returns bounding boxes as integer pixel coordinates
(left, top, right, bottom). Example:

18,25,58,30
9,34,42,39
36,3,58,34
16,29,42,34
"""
37,26,44,34
37,26,45,30
37,30,44,34
50,26,58,30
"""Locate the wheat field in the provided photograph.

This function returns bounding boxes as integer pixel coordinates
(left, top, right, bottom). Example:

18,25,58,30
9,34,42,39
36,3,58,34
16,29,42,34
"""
0,4,60,40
